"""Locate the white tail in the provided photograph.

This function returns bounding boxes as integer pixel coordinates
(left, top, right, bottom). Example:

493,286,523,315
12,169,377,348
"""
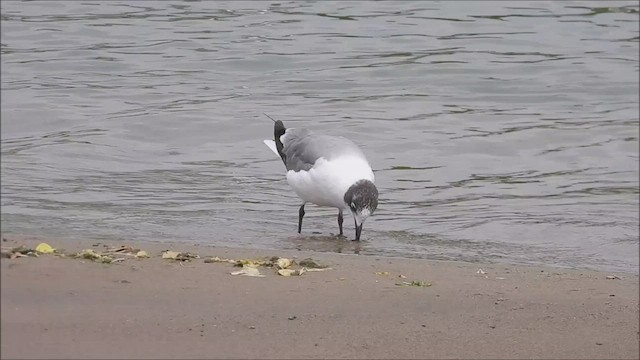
263,139,279,157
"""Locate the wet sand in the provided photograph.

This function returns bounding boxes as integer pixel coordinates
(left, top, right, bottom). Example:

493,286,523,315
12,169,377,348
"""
1,235,638,359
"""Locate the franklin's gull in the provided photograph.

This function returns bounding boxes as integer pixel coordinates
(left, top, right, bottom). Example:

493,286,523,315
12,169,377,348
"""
263,115,378,241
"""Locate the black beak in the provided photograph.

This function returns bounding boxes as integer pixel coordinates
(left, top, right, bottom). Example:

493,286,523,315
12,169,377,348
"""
354,221,363,241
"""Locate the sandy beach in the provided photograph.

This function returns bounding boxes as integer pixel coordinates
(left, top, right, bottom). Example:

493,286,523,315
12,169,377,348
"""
1,234,638,359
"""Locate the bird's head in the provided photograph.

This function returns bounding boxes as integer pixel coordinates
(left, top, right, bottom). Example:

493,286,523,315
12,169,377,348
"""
344,180,378,239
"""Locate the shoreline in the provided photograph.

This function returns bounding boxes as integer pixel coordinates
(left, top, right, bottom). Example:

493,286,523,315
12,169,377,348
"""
1,231,637,276
1,234,639,359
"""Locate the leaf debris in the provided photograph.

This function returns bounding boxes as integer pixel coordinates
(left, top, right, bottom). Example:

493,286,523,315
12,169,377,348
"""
162,250,199,262
395,281,432,287
205,255,331,277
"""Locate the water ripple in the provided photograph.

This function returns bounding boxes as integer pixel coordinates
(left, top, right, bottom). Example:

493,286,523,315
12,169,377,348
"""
1,0,638,274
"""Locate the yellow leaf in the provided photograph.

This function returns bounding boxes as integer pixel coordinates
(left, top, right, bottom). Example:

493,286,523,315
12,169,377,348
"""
375,271,390,276
35,243,55,254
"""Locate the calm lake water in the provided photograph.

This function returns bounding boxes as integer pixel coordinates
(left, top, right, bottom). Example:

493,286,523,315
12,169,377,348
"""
1,1,638,273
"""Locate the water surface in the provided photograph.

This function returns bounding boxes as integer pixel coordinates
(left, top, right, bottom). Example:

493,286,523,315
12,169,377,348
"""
1,1,638,273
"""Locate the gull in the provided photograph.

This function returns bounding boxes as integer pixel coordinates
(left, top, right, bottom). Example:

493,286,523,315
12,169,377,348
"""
263,115,378,241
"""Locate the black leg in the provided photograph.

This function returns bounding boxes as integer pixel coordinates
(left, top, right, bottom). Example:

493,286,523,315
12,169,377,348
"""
338,210,344,236
354,220,363,241
298,204,306,233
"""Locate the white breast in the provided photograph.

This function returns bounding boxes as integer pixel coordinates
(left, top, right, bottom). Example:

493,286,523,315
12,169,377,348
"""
286,156,375,209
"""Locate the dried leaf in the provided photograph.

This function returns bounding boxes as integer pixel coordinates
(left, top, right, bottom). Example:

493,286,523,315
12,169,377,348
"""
76,249,102,260
161,250,198,261
298,258,328,269
204,256,237,264
73,249,114,263
278,268,306,277
162,250,180,260
236,259,270,267
277,269,296,277
135,250,150,258
11,246,37,256
35,243,55,254
231,266,264,277
375,271,390,276
99,256,115,264
396,281,431,287
276,258,293,269
1,246,36,259
178,252,199,261
107,245,138,254
101,246,144,258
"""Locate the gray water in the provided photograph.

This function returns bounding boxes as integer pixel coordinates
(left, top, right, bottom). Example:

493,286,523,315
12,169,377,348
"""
1,1,638,273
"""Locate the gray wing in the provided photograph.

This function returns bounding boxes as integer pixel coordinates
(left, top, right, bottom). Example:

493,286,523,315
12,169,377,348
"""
281,128,367,172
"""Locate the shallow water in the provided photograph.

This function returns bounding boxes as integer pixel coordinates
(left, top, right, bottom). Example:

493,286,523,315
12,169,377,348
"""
1,1,638,273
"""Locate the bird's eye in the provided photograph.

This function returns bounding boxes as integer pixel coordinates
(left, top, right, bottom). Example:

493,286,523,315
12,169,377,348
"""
350,202,356,210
